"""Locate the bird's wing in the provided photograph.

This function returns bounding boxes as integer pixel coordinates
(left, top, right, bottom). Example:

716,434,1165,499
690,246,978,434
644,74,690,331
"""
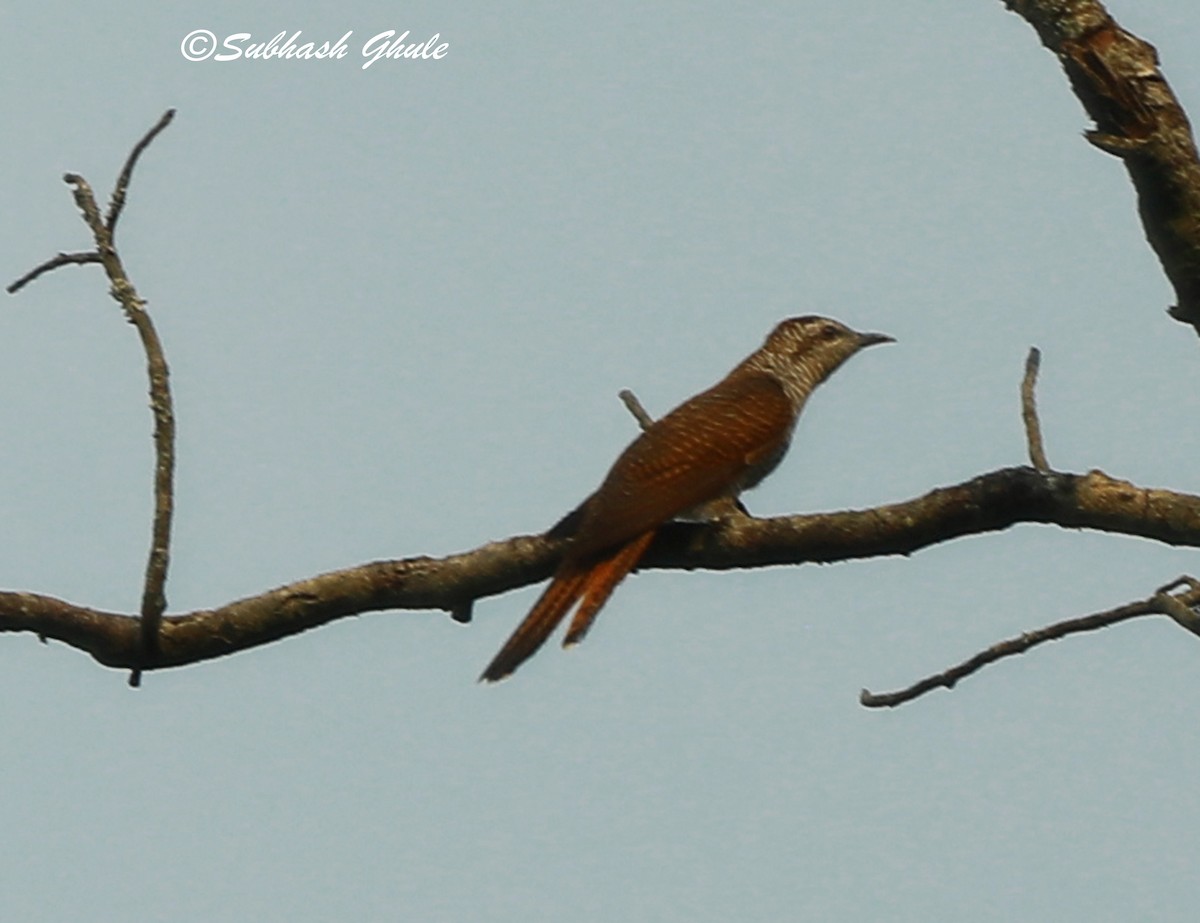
570,371,792,558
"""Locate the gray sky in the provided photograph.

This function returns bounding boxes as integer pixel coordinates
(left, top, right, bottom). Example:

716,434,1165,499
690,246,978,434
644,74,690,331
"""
4,2,1200,920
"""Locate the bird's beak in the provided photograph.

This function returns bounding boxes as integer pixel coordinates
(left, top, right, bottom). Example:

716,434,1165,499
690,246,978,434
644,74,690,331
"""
857,331,895,348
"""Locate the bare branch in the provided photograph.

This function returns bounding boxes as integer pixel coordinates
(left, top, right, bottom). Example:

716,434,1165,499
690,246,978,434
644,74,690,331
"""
860,599,1154,708
6,251,102,295
1153,576,1200,637
62,174,176,663
1021,347,1049,471
664,466,1200,570
106,109,175,235
862,578,1200,708
618,389,655,431
1002,0,1200,333
0,534,565,671
3,466,1200,675
10,116,179,667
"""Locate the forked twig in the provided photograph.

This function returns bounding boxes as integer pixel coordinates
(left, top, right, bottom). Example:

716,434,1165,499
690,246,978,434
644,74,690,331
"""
8,111,179,685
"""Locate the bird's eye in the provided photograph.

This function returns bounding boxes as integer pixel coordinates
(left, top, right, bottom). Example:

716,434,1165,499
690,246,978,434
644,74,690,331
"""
819,324,840,341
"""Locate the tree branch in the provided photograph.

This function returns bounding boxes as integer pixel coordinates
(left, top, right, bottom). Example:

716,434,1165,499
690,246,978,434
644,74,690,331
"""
105,109,175,235
6,251,102,295
861,576,1200,707
1021,347,1050,471
1002,0,1200,334
618,389,655,431
8,111,178,680
2,466,1198,674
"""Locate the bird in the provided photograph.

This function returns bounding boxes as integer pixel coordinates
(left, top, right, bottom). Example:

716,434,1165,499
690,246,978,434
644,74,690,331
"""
480,315,893,682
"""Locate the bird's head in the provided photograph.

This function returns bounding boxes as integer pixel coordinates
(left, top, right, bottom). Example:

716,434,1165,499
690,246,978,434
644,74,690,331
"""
747,315,894,405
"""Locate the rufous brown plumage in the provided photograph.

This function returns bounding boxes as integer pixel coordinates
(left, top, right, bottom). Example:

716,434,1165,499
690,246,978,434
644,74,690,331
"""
480,316,892,682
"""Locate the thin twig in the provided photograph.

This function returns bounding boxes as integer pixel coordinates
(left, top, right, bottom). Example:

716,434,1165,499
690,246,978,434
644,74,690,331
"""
860,598,1156,708
618,389,655,431
106,109,175,235
1021,346,1049,471
1153,576,1200,637
6,251,103,294
861,580,1200,708
63,175,107,243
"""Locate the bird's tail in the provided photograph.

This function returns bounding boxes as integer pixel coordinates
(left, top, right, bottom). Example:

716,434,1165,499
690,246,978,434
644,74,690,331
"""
563,530,655,647
479,564,589,683
479,529,656,682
